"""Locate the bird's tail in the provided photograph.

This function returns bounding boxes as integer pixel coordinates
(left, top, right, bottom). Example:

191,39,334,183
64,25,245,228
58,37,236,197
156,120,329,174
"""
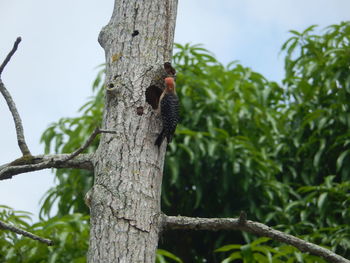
155,129,165,148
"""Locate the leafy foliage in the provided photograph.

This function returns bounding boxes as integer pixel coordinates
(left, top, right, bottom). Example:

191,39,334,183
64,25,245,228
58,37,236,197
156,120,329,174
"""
1,22,350,262
215,237,327,263
0,205,33,263
281,22,350,185
0,206,89,263
161,22,350,261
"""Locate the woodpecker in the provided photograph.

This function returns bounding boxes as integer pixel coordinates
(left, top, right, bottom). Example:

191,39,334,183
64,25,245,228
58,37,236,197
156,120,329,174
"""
155,77,179,147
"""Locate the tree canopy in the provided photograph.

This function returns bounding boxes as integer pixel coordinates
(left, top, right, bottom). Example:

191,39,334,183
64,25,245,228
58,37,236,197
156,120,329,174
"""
1,21,350,263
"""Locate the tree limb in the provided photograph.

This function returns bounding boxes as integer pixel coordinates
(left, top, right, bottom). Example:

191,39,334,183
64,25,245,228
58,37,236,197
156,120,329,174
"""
0,37,31,156
62,128,116,162
0,153,93,181
163,215,350,263
0,219,53,246
0,37,21,75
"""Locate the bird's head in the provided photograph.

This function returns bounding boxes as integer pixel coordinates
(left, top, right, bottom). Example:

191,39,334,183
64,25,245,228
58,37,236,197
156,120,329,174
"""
164,77,175,92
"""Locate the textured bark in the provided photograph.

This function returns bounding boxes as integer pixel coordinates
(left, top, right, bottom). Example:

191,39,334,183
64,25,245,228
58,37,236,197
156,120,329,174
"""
88,1,178,262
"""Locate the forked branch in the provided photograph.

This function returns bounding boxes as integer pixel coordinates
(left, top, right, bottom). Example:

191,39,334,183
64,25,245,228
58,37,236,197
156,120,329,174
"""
163,214,350,263
0,219,53,246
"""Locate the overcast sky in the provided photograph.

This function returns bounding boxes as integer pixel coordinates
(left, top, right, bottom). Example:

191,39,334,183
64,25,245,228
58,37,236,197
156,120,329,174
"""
1,0,349,221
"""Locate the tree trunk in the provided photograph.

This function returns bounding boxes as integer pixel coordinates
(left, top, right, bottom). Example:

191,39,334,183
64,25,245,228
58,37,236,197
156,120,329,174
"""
88,0,178,262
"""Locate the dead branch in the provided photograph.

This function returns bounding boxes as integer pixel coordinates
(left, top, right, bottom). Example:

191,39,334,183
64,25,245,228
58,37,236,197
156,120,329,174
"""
0,37,31,156
62,128,116,162
0,219,53,246
0,37,21,75
0,153,93,181
163,215,350,263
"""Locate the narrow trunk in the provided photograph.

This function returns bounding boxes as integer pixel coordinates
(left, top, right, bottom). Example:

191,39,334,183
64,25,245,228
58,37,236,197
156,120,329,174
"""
88,1,178,262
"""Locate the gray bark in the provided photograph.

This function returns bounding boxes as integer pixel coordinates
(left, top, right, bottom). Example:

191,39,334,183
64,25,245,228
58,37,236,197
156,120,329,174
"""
88,1,178,262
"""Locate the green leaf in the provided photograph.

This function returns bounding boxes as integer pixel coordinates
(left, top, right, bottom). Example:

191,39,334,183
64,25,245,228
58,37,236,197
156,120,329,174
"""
215,244,242,252
317,192,328,209
313,139,326,169
222,252,242,263
336,150,350,172
156,249,183,263
250,237,271,247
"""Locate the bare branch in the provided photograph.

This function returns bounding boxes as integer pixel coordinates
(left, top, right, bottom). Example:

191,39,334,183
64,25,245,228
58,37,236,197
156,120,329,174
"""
63,128,116,162
163,215,350,263
0,37,31,156
0,153,93,181
0,37,21,75
0,219,53,246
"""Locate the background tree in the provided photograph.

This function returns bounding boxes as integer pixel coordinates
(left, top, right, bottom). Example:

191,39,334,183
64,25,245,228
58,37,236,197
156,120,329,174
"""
161,23,350,262
0,8,349,263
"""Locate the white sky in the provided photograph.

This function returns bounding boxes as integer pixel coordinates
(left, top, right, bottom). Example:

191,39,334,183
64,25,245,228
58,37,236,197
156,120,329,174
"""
1,0,349,221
